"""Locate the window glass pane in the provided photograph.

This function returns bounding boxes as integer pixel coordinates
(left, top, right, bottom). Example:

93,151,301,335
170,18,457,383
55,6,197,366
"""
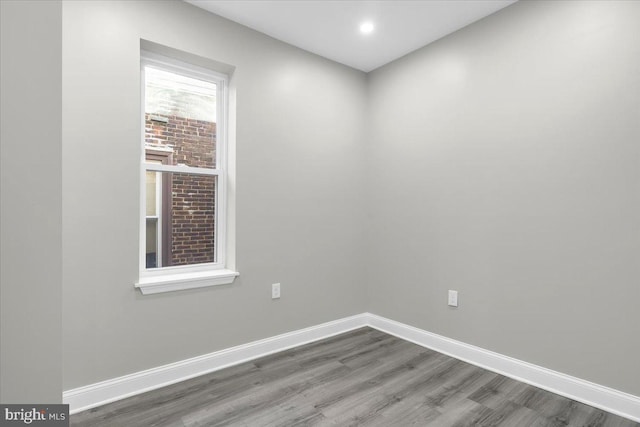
144,67,217,169
146,218,158,268
145,172,217,269
145,171,157,217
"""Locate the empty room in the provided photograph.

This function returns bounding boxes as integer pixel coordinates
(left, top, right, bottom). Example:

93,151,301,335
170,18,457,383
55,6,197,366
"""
1,0,638,425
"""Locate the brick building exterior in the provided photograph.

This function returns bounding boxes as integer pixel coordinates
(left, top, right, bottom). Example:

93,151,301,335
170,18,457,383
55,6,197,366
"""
145,113,216,267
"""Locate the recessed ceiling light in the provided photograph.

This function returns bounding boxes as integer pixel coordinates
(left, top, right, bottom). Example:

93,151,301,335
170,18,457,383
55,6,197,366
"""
360,22,374,34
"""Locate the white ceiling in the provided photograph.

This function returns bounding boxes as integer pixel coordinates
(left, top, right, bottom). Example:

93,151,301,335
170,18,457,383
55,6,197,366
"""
185,0,518,72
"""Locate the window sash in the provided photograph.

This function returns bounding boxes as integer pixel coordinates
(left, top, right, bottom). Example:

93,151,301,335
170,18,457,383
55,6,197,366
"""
140,51,228,278
143,163,221,176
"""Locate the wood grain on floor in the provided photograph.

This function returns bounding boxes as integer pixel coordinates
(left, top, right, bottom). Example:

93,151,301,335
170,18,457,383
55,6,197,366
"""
70,327,639,427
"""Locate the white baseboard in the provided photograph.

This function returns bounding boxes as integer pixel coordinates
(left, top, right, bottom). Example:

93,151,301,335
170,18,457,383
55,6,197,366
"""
63,312,640,422
63,313,368,414
365,313,640,423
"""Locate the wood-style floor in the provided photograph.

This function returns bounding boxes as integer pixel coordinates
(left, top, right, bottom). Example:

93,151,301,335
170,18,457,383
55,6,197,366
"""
71,327,638,426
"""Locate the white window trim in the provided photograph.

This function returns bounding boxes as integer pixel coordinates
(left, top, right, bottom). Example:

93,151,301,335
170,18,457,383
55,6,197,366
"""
136,269,240,295
136,50,238,295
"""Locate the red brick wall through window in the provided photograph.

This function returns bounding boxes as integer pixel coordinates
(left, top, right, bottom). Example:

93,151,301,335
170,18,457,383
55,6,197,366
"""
145,113,216,266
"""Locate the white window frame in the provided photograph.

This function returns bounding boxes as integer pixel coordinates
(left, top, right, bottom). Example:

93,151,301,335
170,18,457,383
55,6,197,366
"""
136,50,238,294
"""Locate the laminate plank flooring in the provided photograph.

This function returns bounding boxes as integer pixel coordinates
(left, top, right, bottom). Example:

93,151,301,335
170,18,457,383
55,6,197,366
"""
70,328,639,427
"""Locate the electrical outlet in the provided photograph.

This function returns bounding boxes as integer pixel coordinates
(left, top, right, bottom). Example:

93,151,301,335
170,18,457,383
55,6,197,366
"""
448,290,458,307
272,283,281,299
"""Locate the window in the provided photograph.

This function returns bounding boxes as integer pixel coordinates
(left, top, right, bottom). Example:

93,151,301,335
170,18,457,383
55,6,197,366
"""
136,51,238,294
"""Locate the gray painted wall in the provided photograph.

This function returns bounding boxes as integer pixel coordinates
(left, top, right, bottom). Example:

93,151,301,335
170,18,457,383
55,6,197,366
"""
62,1,367,389
1,1,63,403
367,0,640,395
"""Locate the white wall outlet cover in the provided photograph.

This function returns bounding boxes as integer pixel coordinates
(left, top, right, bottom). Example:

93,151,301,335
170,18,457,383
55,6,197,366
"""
448,290,458,307
272,283,281,299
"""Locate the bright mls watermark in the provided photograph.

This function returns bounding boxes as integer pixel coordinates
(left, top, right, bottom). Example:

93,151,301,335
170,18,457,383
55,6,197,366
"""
0,405,68,426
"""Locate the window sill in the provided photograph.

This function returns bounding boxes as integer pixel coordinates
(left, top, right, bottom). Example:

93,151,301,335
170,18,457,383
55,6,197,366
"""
135,269,239,295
